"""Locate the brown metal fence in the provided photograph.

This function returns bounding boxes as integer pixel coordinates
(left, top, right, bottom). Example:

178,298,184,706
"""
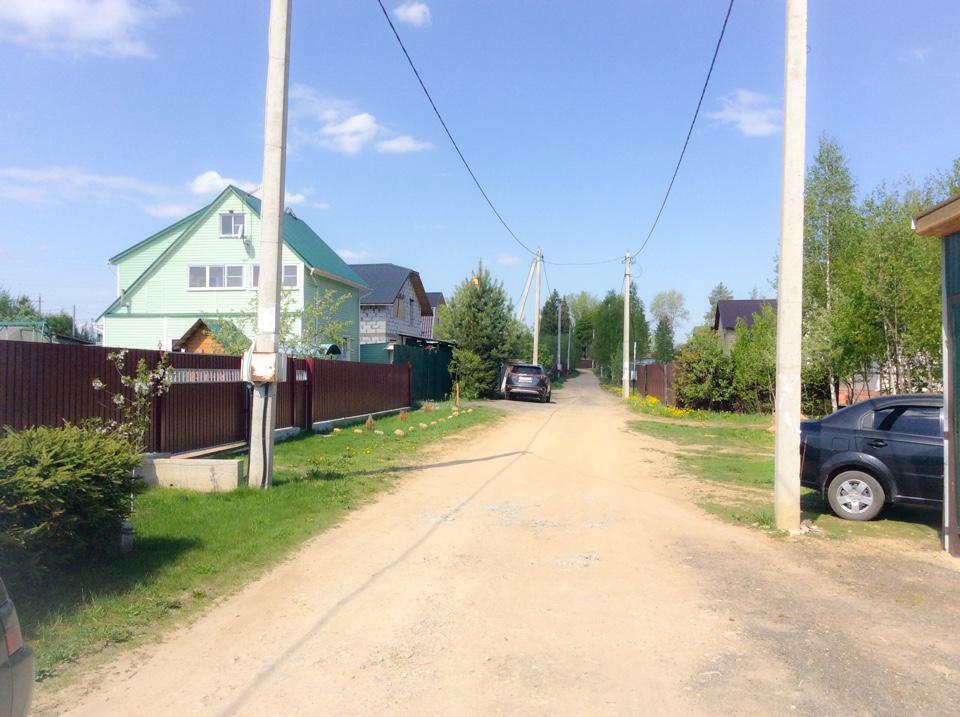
635,363,675,405
0,341,412,454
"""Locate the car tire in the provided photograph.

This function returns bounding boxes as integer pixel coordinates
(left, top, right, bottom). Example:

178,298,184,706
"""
827,470,885,521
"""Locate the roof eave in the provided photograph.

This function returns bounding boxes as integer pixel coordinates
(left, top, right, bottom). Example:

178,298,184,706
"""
913,195,960,238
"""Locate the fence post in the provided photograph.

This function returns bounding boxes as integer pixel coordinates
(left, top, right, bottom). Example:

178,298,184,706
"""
407,362,413,407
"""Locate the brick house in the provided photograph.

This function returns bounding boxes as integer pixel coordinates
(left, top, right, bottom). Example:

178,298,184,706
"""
349,263,432,344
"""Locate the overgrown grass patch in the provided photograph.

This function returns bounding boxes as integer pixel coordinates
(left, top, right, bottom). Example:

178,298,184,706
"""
14,402,500,684
628,416,941,546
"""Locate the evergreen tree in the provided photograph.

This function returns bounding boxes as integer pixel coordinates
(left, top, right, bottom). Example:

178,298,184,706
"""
437,262,513,398
703,282,733,323
652,317,674,363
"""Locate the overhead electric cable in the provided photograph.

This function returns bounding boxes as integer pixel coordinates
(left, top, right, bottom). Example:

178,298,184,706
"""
632,0,734,259
375,0,536,257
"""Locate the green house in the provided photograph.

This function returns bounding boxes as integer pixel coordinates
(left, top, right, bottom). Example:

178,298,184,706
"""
100,186,365,358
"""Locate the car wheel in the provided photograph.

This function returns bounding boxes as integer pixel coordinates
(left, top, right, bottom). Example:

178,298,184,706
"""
827,470,885,521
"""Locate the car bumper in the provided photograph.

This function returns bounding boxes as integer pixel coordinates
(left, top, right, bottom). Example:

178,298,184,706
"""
507,387,547,398
3,645,35,717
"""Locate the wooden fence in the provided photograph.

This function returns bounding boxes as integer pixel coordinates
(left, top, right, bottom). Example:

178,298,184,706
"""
0,341,411,454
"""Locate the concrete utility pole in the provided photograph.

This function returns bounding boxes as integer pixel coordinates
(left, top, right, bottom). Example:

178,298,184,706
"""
532,249,542,365
773,0,807,531
556,301,562,373
249,0,292,490
622,252,631,400
515,257,537,322
566,309,573,374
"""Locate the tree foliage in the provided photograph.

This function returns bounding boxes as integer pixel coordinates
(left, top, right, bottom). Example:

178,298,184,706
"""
587,287,650,384
211,289,353,359
649,290,689,331
673,327,732,410
437,262,514,399
652,317,675,363
703,282,733,324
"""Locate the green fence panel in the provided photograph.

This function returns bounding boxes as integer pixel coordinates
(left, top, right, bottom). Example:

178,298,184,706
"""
359,342,392,364
393,344,452,403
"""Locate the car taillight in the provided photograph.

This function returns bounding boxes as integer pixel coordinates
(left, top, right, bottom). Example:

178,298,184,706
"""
3,607,23,656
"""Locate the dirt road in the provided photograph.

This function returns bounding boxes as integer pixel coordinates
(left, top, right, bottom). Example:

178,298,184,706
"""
50,372,960,716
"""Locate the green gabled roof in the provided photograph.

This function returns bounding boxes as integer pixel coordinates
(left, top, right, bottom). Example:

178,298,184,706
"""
101,185,365,318
233,189,365,287
108,207,207,263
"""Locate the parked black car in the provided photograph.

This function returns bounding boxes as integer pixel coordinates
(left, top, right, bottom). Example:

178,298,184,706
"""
504,363,551,403
0,577,34,717
800,395,943,521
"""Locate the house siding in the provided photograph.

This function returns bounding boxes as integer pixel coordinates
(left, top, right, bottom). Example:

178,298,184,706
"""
105,192,358,353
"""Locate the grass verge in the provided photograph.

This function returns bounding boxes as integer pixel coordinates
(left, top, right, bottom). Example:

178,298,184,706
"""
15,402,499,684
628,417,941,545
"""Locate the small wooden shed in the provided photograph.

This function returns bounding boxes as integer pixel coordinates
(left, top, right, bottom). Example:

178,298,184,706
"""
913,195,960,555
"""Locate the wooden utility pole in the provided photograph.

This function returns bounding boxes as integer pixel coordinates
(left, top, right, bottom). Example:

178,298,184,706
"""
532,249,542,365
622,252,631,400
773,0,807,531
249,0,291,489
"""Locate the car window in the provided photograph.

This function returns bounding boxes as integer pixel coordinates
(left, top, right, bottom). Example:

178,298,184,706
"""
876,406,941,437
512,366,542,375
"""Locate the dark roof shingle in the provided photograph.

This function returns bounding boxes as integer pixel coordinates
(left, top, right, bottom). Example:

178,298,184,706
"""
713,299,777,331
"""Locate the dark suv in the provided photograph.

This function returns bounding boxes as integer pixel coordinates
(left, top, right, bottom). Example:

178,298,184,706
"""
505,363,551,403
800,395,943,520
0,577,34,717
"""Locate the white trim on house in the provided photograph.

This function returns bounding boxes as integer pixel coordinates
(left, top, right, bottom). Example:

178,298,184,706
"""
309,266,366,290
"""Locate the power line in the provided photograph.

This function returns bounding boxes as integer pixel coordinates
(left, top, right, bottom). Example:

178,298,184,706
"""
374,0,536,257
632,0,735,259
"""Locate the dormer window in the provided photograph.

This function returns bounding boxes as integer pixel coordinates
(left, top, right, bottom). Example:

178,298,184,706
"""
220,212,245,238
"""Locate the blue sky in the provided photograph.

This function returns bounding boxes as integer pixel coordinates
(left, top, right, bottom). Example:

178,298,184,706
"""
1,0,958,338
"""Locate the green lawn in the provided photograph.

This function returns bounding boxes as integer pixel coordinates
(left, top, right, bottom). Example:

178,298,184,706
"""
14,403,500,683
628,417,941,545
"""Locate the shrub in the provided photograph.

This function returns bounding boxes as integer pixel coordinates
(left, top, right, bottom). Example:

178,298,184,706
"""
0,424,142,582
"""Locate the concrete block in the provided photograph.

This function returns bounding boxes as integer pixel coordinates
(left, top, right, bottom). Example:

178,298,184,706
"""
139,457,244,492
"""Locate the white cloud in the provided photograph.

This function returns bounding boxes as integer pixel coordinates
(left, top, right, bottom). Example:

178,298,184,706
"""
376,135,433,154
144,201,197,218
189,170,256,196
312,201,331,210
284,191,306,205
0,0,178,59
393,1,431,27
708,89,782,137
909,47,931,62
495,253,521,266
321,113,382,155
336,248,377,263
290,84,430,156
0,165,164,203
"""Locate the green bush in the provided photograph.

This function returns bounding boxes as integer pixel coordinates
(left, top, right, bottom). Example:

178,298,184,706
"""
0,424,142,582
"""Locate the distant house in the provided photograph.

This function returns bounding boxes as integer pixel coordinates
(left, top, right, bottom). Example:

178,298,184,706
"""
349,263,432,345
712,299,777,354
421,291,445,339
0,321,94,345
100,185,365,359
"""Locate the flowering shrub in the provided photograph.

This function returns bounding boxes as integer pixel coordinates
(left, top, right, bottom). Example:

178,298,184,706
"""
91,350,174,451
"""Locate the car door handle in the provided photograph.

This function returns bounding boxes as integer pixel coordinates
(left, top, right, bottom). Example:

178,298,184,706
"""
868,439,887,448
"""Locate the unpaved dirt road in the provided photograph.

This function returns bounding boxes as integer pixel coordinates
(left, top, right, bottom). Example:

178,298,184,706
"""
48,372,960,716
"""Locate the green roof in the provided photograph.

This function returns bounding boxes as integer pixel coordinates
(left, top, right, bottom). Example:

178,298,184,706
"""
233,188,365,287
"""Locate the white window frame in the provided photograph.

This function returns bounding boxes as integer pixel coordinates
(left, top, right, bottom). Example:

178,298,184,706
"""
187,264,245,290
219,212,245,238
251,263,300,290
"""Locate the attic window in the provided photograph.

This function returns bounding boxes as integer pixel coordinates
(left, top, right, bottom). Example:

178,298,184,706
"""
220,212,245,238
